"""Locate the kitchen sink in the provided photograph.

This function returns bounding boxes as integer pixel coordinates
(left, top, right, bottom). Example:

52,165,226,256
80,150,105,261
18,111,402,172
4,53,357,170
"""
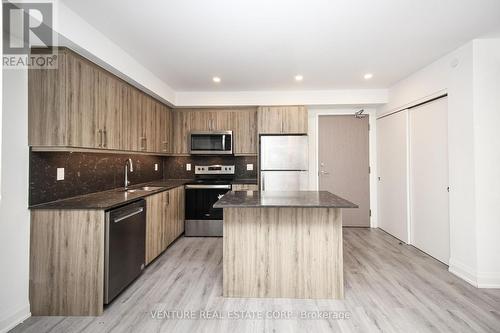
121,186,165,193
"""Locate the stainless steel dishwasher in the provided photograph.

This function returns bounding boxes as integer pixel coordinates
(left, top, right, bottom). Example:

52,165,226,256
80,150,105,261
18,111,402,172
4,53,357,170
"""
104,199,146,304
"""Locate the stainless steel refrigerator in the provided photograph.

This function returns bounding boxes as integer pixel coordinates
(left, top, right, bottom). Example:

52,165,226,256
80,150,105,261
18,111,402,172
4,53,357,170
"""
260,135,309,191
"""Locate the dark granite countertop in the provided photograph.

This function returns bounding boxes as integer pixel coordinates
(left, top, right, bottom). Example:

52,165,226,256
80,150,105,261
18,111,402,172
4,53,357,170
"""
213,191,358,208
29,179,191,210
231,179,258,185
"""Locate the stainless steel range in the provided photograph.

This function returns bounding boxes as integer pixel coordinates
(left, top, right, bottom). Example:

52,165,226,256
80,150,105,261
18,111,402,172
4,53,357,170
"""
184,165,234,237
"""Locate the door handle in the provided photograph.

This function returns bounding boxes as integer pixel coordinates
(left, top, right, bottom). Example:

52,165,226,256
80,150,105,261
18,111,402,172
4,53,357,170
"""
114,208,144,223
98,129,103,147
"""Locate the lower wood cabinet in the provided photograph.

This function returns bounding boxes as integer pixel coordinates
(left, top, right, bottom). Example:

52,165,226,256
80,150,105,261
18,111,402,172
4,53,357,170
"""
232,184,259,191
145,186,185,265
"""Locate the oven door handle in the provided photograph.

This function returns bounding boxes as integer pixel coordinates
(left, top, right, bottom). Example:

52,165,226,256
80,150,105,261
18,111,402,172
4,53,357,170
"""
185,184,232,189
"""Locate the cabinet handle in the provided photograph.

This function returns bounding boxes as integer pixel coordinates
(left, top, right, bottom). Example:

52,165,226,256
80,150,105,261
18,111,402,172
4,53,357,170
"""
98,129,103,147
140,137,146,150
166,192,170,205
280,120,283,133
103,129,107,148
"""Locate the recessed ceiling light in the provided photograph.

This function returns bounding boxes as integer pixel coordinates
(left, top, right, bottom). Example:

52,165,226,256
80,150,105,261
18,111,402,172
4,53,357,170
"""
364,73,373,80
212,76,221,83
295,75,303,82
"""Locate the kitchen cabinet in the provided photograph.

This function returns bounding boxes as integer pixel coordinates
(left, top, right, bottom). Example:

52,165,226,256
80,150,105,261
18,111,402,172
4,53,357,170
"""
66,51,99,148
232,184,259,191
232,109,257,155
171,109,191,154
28,51,68,146
165,186,185,245
145,191,166,264
170,108,257,155
97,70,124,150
145,186,185,265
29,47,172,154
257,106,308,134
155,102,172,153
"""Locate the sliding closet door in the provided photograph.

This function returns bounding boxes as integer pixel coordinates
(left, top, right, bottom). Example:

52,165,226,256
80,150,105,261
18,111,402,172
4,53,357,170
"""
377,111,408,242
410,97,449,264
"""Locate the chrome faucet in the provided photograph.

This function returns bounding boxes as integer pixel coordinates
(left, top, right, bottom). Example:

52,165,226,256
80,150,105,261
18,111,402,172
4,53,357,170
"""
124,158,134,190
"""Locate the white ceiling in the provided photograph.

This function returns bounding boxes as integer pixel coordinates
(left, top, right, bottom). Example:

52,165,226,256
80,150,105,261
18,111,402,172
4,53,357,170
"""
62,0,500,92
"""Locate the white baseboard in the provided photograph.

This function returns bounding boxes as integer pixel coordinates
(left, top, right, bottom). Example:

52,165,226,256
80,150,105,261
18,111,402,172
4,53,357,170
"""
477,271,500,289
0,306,31,333
449,258,478,287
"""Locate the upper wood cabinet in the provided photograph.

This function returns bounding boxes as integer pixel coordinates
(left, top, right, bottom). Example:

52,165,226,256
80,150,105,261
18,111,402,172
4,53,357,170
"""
171,109,191,154
170,108,257,155
97,70,124,150
257,106,308,134
232,109,257,155
29,48,171,154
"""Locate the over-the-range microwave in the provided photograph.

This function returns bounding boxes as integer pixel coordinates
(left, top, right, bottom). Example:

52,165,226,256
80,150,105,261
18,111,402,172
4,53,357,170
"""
189,131,233,155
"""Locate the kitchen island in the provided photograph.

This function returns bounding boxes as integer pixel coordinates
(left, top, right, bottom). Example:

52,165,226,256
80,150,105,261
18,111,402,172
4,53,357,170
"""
213,191,357,299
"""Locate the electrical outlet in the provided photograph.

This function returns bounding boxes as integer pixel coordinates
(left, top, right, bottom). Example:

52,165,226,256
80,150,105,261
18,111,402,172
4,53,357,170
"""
186,163,191,171
56,168,65,181
154,163,158,171
246,164,254,171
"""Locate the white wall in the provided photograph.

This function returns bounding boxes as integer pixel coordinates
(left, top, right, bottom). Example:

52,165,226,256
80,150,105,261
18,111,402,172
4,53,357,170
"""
0,67,31,331
473,39,500,287
378,39,500,288
175,89,387,107
308,107,378,228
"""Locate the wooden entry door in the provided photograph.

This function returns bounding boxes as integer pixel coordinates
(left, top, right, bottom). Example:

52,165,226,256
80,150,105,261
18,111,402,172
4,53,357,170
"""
318,115,370,226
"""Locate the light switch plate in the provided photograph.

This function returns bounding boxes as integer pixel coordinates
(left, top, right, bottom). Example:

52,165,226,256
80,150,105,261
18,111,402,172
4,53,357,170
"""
246,164,254,171
56,168,65,181
154,163,158,171
186,163,191,171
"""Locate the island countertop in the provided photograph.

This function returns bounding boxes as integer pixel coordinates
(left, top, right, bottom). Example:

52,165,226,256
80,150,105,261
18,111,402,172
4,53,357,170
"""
213,190,358,209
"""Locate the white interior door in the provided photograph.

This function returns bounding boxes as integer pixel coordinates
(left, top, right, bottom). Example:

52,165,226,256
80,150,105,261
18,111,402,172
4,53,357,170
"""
409,97,449,264
377,111,408,242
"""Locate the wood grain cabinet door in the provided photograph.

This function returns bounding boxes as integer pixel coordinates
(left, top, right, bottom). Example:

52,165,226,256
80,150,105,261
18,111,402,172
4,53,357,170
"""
96,71,123,150
189,110,211,131
28,51,68,146
146,192,167,265
174,186,185,238
142,96,156,152
66,53,99,148
232,109,257,155
258,106,283,134
171,110,191,154
282,106,308,134
123,86,142,151
159,105,172,153
212,111,232,131
258,106,308,134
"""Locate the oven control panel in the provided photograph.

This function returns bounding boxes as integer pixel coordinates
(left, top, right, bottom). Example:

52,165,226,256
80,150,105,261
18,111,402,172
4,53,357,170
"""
195,165,235,175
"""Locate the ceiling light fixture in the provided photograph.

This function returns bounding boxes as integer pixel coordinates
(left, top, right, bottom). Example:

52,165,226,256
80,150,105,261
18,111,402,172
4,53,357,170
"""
364,73,373,80
294,75,303,82
212,76,221,83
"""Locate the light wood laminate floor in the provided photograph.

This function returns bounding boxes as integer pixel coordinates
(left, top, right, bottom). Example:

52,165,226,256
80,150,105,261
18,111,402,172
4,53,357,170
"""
12,228,500,333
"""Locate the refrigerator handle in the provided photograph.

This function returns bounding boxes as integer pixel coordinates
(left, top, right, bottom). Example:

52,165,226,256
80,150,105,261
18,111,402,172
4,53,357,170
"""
262,173,265,191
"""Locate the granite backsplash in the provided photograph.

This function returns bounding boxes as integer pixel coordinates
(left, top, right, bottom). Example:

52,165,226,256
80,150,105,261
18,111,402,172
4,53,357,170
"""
30,151,164,205
163,155,257,180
